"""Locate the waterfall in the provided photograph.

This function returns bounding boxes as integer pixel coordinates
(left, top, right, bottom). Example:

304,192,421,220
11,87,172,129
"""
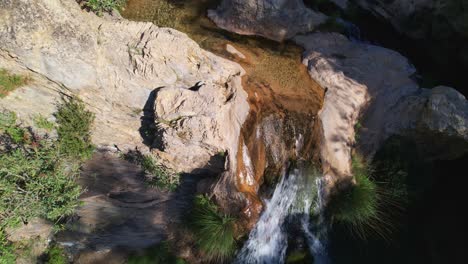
235,165,328,264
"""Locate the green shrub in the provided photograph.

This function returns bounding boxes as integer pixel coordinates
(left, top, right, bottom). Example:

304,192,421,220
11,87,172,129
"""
83,0,126,16
0,69,26,98
45,245,67,264
0,231,15,264
34,115,55,131
122,150,180,191
0,111,27,144
191,195,237,262
55,97,95,160
127,242,185,264
0,139,82,228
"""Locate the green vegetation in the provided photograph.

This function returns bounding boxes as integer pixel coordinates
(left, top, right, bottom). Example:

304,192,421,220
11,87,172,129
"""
45,245,67,264
191,195,237,262
55,97,95,160
0,231,15,264
326,154,387,239
83,0,126,16
34,114,55,131
0,69,27,98
0,111,27,144
122,150,180,191
0,112,82,228
1,98,94,263
286,250,308,263
127,242,185,264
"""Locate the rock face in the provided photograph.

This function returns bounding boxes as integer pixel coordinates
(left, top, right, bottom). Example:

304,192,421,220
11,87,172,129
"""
295,32,468,181
354,0,468,40
351,0,468,93
0,0,249,175
208,0,327,41
55,152,198,261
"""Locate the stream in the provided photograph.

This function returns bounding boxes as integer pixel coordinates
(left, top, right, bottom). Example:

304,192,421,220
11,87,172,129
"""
234,164,328,264
121,1,327,263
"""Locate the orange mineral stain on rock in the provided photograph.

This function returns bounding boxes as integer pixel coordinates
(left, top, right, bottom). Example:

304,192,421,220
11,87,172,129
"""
122,0,324,230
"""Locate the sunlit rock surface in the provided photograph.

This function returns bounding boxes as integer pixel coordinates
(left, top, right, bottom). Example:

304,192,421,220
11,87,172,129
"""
295,32,468,182
0,0,249,175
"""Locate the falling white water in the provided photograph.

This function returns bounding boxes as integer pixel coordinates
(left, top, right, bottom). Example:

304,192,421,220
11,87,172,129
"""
235,166,328,264
301,178,329,264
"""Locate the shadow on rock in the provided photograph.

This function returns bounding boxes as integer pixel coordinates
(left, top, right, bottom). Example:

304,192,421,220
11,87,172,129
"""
55,151,202,262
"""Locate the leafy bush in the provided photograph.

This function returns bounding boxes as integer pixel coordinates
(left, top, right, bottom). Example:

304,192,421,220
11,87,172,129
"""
191,195,237,262
0,230,15,264
45,245,67,264
82,0,126,16
55,97,95,160
0,69,26,98
34,115,55,131
0,111,27,144
122,150,180,191
0,133,82,228
127,242,185,264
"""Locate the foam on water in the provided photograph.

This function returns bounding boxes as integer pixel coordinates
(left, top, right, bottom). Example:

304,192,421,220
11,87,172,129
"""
235,166,328,264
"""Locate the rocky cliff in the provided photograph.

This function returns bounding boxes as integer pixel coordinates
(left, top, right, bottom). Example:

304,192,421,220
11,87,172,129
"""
208,0,468,184
0,0,249,176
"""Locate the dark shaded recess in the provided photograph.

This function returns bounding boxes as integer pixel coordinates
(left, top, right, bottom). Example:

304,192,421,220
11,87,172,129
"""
328,136,468,264
140,87,165,149
345,4,467,96
304,0,468,96
56,151,203,261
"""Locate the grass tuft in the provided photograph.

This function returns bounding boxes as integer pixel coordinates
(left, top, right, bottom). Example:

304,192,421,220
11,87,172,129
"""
326,154,395,240
191,195,237,263
0,69,27,98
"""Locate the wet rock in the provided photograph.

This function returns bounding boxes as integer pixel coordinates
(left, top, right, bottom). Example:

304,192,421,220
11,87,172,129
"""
208,0,327,42
0,0,249,174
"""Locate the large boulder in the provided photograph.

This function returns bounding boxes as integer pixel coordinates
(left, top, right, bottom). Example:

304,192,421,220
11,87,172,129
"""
0,0,249,174
295,32,468,181
208,0,327,42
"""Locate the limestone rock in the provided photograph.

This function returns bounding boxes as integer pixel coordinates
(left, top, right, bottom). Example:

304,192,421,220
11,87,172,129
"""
295,32,468,180
0,0,249,174
208,0,327,42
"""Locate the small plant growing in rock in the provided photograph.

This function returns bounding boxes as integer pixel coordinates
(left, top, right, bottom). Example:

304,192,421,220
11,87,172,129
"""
121,150,180,191
0,69,27,98
55,97,95,160
81,0,126,16
191,195,237,262
45,245,67,264
34,114,55,131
